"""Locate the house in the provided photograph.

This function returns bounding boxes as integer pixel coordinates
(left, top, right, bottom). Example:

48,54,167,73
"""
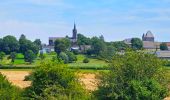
155,51,170,59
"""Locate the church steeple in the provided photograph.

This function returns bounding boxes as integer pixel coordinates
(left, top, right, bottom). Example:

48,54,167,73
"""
72,22,77,40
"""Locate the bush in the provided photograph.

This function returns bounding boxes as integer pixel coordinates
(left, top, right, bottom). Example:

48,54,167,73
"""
23,59,89,99
83,58,89,63
94,51,169,100
59,52,69,64
0,73,22,99
66,52,77,63
72,50,79,55
24,50,36,63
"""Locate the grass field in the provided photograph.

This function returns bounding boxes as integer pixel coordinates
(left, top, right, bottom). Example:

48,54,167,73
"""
68,55,108,69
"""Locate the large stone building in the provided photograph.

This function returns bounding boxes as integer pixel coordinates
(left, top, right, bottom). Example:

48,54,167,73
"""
142,31,154,42
142,31,160,50
49,23,78,46
40,23,79,53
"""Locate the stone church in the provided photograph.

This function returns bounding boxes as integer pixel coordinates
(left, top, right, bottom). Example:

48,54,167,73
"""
49,23,78,46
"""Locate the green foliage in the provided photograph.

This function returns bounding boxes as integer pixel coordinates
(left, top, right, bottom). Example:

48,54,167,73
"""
111,41,129,51
59,52,69,64
54,38,71,54
66,52,77,63
10,52,17,63
77,34,91,45
34,39,42,50
19,34,39,55
0,52,5,60
49,51,57,55
160,43,168,50
131,38,143,50
83,58,90,63
94,51,169,100
23,59,89,100
91,36,107,56
0,35,19,54
0,73,22,99
39,53,46,60
24,50,36,63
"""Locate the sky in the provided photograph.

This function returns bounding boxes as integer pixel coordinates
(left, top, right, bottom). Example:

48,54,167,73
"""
0,0,170,43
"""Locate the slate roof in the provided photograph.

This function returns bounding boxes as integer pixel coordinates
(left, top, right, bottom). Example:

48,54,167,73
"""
156,51,170,58
145,31,154,37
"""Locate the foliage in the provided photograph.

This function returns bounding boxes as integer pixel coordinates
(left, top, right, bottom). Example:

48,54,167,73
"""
54,38,71,54
94,51,169,100
59,52,69,64
77,34,91,45
49,51,57,55
111,41,129,51
39,53,46,60
66,52,77,63
19,34,39,55
0,52,5,61
131,38,143,50
24,50,36,63
91,36,107,56
23,59,89,100
0,73,22,99
0,35,19,54
10,52,17,63
160,43,168,50
34,39,42,50
83,58,90,63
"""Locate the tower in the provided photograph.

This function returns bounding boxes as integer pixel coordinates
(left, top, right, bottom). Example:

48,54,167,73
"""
72,23,77,40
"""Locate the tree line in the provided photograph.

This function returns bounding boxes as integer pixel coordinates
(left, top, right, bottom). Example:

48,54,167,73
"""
0,34,41,63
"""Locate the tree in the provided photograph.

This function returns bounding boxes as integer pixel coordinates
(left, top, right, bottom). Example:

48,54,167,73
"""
91,37,106,56
34,39,42,50
23,59,89,99
0,52,5,61
10,52,16,63
54,38,71,54
24,50,36,63
111,41,129,51
19,34,39,55
131,38,143,50
77,34,91,45
59,52,69,64
160,43,168,50
94,51,168,100
2,35,19,54
99,35,105,42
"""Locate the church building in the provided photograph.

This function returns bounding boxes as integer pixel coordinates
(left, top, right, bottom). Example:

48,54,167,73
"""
49,23,78,46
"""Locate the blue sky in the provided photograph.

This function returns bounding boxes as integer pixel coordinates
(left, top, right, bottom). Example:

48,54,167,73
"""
0,0,170,43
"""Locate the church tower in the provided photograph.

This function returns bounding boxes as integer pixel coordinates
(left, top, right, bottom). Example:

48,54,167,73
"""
72,23,77,40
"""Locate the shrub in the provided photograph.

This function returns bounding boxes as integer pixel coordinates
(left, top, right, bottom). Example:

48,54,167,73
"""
72,50,79,55
83,58,89,63
24,50,36,63
23,59,89,100
0,73,22,99
94,51,169,100
59,52,69,64
66,52,77,63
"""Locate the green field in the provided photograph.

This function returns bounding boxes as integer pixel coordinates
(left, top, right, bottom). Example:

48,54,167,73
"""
0,53,108,71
